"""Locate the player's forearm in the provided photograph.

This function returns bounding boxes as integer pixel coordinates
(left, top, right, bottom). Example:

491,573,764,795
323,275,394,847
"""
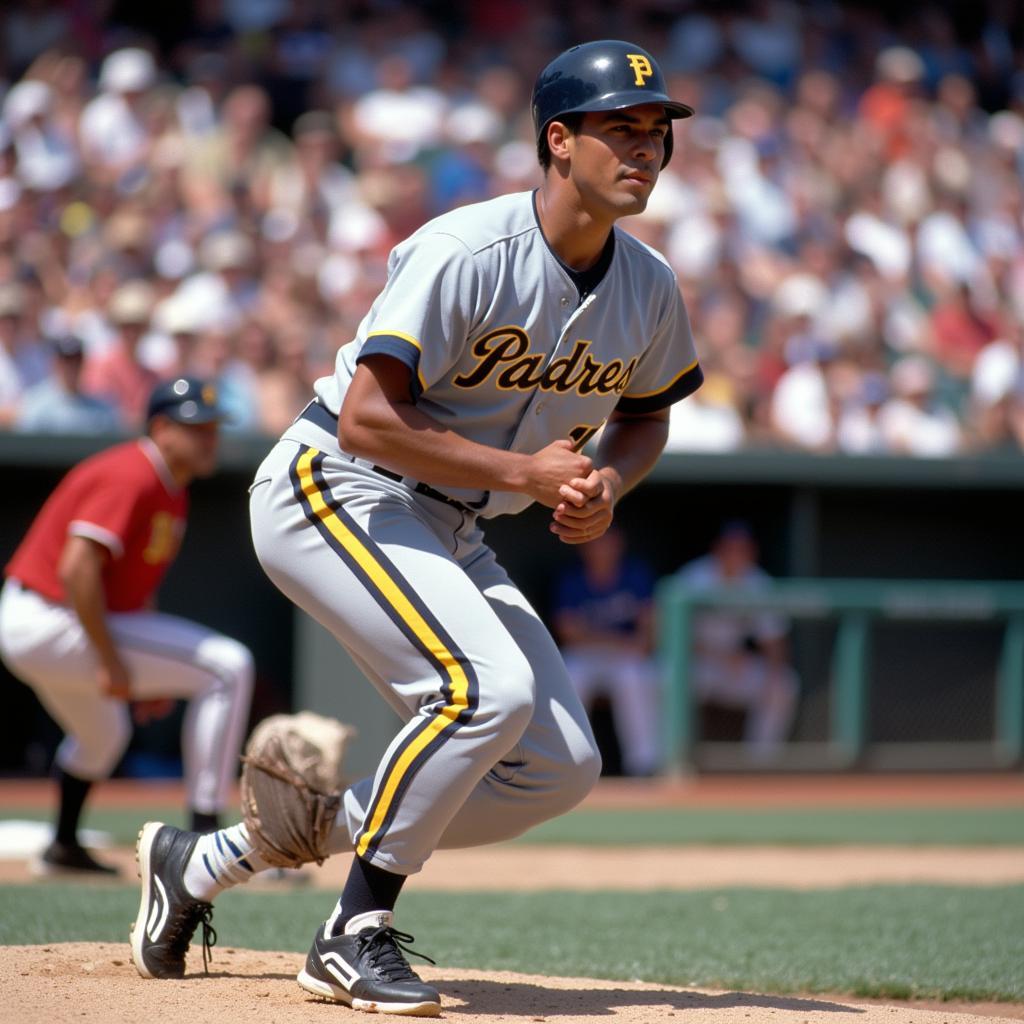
59,544,121,669
594,412,669,501
339,396,533,494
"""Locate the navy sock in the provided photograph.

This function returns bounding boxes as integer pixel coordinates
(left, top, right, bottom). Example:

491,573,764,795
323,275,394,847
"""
55,768,92,846
190,811,220,833
332,855,406,935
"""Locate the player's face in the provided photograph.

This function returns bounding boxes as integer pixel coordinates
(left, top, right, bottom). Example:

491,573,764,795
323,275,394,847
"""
179,420,221,479
154,418,221,482
569,104,668,218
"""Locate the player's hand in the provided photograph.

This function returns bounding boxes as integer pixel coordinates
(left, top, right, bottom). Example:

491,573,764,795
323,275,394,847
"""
132,699,177,725
550,468,618,544
523,440,593,508
97,658,132,700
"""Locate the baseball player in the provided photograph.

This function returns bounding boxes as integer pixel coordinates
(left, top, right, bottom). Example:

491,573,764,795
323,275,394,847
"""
0,377,253,875
131,41,701,1015
676,520,799,752
552,526,661,776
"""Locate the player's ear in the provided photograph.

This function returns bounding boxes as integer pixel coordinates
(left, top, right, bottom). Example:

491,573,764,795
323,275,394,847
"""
547,120,574,163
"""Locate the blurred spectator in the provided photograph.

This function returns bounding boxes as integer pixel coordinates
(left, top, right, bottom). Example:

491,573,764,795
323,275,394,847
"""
78,48,158,180
81,279,160,429
173,228,259,330
255,322,318,435
675,521,799,755
551,528,659,777
182,84,292,213
3,78,78,192
665,371,745,453
269,109,355,222
971,315,1024,421
770,280,839,452
928,281,1005,381
184,326,259,432
346,53,447,166
0,5,1020,448
15,333,118,434
859,46,927,159
879,356,964,456
836,371,890,455
0,280,47,426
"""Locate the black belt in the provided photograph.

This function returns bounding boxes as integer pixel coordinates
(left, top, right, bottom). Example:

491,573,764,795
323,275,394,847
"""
299,401,475,515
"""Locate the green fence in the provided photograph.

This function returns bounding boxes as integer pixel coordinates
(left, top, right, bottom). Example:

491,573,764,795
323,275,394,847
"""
657,578,1024,772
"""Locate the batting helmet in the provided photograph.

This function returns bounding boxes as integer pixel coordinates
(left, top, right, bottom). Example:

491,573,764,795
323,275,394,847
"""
532,40,694,170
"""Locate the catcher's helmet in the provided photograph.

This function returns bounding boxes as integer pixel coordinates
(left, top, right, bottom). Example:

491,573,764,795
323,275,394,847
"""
532,40,694,169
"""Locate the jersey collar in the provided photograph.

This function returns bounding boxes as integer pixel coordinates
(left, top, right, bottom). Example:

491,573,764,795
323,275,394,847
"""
138,437,182,495
531,189,616,301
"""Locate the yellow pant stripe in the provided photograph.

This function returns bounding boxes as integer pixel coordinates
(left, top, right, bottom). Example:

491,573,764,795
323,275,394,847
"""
294,448,470,857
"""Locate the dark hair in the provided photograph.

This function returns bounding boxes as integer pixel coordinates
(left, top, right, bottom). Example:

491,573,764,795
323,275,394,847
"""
537,111,585,170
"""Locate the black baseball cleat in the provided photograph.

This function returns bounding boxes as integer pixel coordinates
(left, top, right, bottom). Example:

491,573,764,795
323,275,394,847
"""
32,839,119,877
297,910,441,1017
130,821,217,979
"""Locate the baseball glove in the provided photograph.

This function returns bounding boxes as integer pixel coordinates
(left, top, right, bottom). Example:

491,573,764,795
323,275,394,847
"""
239,711,356,869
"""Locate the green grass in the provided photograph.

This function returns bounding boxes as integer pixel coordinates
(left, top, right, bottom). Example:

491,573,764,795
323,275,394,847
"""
2,884,1021,1002
4,804,1023,846
515,806,1024,846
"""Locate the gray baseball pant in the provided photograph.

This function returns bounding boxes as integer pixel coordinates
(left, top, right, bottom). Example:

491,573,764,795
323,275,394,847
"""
248,432,601,875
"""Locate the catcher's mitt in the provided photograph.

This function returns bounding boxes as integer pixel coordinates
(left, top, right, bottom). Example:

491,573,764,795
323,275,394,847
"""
239,711,356,868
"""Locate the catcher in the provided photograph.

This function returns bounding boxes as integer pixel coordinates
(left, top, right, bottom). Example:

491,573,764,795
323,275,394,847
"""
130,40,701,1016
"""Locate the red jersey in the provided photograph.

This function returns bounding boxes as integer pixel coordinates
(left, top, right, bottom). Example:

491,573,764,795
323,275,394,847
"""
5,439,188,612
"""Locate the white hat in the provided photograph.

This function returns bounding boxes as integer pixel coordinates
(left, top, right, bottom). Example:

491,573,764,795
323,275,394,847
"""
989,111,1024,152
0,178,21,211
154,238,195,280
153,295,203,335
328,201,386,253
108,279,155,325
99,48,156,93
446,103,502,146
3,80,52,130
199,230,254,271
876,46,925,84
773,273,827,319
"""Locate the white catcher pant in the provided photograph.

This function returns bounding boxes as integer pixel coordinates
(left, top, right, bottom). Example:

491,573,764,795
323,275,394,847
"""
0,579,253,813
693,653,799,750
249,432,602,875
563,648,660,775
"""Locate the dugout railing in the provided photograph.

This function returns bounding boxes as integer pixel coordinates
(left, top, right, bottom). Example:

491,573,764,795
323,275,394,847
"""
657,578,1024,773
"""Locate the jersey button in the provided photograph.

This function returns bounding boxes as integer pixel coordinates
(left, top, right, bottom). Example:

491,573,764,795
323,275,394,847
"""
560,297,569,307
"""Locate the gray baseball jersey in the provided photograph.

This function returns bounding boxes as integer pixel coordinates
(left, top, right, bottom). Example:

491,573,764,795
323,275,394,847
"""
249,188,702,875
314,189,702,516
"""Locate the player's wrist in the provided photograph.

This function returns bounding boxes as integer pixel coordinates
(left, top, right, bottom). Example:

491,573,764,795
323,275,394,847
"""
595,465,622,504
498,451,533,494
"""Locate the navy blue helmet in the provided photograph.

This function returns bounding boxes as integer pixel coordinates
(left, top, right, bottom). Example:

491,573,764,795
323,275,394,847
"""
532,40,694,169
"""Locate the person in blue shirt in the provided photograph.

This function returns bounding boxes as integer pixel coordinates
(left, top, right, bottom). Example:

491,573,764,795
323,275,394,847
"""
16,334,120,435
552,525,660,776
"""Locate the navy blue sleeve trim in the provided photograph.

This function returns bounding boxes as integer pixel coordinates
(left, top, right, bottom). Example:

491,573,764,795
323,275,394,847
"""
357,335,423,400
615,363,704,414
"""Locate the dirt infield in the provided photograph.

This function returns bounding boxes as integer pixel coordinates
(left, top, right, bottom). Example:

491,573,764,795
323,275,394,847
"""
4,943,1023,1024
4,776,1022,1022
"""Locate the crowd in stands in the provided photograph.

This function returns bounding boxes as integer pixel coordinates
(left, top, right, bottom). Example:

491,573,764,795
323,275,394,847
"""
0,0,1022,455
